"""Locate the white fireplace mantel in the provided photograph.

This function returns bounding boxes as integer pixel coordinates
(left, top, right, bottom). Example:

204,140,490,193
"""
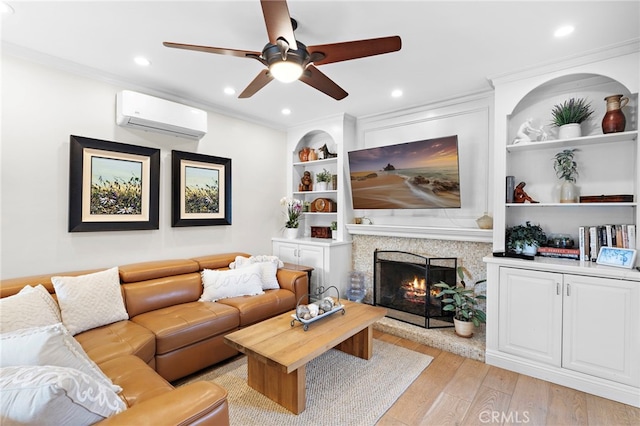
346,224,493,243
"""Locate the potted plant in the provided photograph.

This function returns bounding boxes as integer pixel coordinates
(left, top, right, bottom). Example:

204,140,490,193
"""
554,148,579,203
330,221,338,239
506,221,547,255
550,97,594,139
315,168,332,191
280,196,302,239
434,267,486,338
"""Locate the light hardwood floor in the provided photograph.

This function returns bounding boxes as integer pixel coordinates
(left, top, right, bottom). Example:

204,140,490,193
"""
373,330,640,426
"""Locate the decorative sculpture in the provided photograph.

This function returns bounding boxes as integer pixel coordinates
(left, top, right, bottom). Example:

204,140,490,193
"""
299,171,313,191
513,181,539,203
319,144,337,158
513,118,547,144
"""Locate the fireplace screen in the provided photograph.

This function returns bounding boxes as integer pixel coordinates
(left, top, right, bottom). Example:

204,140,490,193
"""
374,250,456,328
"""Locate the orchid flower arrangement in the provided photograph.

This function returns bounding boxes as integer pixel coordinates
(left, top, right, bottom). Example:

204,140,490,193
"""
280,197,303,228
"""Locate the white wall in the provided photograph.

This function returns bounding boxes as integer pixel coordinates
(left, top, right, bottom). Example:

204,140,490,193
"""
1,55,286,278
355,93,494,229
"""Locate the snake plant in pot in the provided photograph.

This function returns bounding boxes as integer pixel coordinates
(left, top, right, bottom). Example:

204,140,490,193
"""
550,97,594,139
434,267,486,338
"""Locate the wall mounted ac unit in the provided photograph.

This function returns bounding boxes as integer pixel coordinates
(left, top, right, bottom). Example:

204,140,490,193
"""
116,90,207,140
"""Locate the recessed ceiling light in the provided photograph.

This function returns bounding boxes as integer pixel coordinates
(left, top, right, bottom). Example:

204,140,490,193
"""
554,25,574,38
0,2,14,14
391,89,403,98
134,56,151,66
281,108,291,115
223,87,236,96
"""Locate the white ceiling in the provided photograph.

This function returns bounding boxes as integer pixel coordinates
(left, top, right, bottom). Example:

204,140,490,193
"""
2,1,639,130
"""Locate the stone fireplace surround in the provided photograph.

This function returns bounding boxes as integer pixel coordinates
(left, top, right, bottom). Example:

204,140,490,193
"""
350,232,492,361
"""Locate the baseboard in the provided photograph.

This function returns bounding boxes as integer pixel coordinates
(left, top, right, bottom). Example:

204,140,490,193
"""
486,350,640,408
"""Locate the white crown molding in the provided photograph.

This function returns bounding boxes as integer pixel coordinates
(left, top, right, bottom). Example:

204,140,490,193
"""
488,38,640,87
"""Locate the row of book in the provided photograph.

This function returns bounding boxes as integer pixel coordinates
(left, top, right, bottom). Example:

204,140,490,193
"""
579,224,636,262
536,224,636,261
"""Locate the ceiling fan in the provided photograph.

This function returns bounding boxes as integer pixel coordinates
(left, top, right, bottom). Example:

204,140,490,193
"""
163,0,401,100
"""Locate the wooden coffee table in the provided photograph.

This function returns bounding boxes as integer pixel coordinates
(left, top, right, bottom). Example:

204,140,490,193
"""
224,300,387,414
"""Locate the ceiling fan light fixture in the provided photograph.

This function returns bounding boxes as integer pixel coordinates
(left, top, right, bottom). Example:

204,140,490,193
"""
269,60,303,83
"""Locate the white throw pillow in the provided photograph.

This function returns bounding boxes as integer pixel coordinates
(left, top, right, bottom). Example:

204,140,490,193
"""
0,323,121,393
0,285,62,333
230,255,281,290
52,267,128,335
199,264,265,302
0,365,126,425
229,255,284,269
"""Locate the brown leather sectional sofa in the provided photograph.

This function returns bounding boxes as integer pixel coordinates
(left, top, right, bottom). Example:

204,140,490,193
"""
0,252,309,425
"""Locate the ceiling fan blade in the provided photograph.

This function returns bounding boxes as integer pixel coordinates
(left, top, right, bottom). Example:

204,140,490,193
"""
163,42,261,59
299,65,348,100
260,0,297,50
238,69,274,98
308,36,401,66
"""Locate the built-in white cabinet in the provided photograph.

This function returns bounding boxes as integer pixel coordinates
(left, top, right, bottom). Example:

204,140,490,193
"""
272,238,352,298
498,268,562,366
498,267,639,388
486,257,640,407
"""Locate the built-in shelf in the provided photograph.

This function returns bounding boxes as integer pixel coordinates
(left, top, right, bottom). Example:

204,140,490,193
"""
506,130,637,153
346,224,492,243
302,212,337,216
293,158,337,167
293,190,338,196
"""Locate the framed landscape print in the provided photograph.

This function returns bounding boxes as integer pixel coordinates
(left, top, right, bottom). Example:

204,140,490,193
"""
171,150,232,227
68,135,160,232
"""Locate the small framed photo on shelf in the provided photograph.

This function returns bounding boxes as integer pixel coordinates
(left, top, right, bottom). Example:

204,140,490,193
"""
596,247,637,269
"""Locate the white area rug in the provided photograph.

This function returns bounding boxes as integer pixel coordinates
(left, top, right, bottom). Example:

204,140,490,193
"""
181,339,432,426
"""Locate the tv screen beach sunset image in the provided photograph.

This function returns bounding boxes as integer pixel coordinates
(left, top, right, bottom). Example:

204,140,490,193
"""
348,136,461,209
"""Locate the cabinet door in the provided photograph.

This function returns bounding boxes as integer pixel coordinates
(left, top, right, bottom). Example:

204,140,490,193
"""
499,267,563,366
272,241,299,265
563,275,640,387
298,245,325,294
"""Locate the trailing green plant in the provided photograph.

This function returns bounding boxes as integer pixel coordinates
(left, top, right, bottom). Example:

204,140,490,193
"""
316,168,332,183
550,97,594,127
506,221,547,251
553,149,578,182
330,221,338,230
434,267,486,326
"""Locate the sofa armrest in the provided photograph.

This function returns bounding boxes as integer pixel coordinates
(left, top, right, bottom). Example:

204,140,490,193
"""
276,268,309,304
97,381,229,426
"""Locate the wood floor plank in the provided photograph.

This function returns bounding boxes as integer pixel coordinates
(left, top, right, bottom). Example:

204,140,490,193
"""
505,374,550,425
419,392,471,426
585,393,631,425
372,330,640,426
546,383,588,426
381,351,465,424
482,365,519,394
442,358,490,402
461,385,512,426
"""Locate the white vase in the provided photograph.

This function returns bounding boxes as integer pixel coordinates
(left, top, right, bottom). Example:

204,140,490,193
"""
454,318,474,338
560,180,578,203
522,243,538,256
315,181,328,191
558,123,581,139
283,227,298,239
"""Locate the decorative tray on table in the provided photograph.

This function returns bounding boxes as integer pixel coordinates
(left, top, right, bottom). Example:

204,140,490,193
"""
290,285,345,331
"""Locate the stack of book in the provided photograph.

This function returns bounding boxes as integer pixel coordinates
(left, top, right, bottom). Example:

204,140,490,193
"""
578,224,636,262
537,246,580,260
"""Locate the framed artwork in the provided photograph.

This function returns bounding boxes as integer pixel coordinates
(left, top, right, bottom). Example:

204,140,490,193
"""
68,135,160,232
596,247,637,269
171,150,232,227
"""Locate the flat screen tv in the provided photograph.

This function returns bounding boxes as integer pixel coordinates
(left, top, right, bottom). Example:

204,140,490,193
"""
348,135,461,209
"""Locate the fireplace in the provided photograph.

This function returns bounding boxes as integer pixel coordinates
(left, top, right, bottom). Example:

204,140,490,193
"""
374,250,456,328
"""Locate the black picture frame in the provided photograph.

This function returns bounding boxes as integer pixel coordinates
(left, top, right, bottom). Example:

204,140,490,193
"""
171,150,232,227
68,135,160,232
